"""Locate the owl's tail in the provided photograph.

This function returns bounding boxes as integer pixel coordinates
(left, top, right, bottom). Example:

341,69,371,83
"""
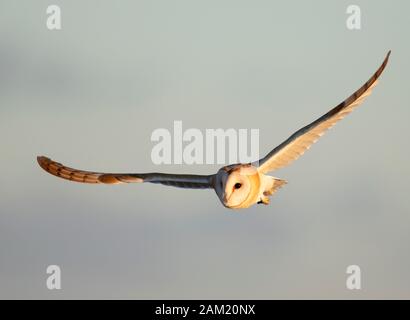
264,177,287,196
258,176,287,205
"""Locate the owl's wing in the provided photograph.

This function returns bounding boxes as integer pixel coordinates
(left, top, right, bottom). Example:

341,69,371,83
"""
37,156,214,189
256,51,391,174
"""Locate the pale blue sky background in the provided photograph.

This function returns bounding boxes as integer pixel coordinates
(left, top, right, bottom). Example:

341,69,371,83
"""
0,0,409,299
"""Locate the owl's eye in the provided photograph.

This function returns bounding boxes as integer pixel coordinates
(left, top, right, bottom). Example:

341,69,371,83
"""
234,183,242,189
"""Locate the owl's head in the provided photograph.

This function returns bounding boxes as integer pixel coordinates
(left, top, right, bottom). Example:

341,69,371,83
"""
215,164,260,209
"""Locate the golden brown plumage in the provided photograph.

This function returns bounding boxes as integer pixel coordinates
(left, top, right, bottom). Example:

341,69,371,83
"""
37,156,213,188
37,52,391,209
256,51,391,173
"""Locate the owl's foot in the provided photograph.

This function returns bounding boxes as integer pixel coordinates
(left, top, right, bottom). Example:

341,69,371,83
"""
257,197,270,205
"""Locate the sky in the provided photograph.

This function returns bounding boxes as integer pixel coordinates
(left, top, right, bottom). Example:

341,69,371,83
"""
1,0,409,299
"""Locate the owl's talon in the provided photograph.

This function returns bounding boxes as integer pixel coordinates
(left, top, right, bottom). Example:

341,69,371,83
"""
258,197,270,205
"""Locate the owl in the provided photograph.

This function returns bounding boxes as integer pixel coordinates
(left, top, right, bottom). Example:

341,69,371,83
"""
37,51,390,209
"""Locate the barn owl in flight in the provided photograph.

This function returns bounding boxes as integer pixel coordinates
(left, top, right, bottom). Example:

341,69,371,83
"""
37,52,390,209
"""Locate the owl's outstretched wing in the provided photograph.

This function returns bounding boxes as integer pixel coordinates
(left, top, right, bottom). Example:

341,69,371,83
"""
37,156,214,189
256,51,391,174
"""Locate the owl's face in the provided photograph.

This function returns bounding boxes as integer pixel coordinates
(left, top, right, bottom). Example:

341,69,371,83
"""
215,165,261,209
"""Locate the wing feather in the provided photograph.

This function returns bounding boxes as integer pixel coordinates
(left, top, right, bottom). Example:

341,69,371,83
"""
256,51,390,174
37,156,214,189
